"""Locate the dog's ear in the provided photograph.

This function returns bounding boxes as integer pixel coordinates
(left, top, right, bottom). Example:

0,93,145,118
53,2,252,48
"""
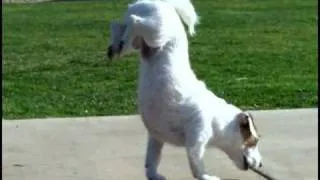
237,112,259,146
238,112,250,127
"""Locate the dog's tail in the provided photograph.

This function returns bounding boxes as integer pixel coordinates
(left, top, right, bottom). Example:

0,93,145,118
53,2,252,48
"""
164,0,199,36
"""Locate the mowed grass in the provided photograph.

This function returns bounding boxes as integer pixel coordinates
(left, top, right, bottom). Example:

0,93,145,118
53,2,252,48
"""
3,0,317,119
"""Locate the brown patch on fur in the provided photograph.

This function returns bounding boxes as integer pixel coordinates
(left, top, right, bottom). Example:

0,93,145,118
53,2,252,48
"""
132,36,142,49
238,112,259,147
140,39,159,59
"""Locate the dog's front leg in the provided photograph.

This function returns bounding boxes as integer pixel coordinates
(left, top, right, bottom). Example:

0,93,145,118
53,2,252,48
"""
185,128,220,180
145,135,166,180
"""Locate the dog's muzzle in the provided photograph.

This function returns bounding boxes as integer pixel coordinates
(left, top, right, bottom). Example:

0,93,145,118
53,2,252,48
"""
243,156,262,170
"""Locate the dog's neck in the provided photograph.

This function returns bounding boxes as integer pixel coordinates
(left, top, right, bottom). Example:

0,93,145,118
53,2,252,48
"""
208,103,243,148
209,120,240,155
140,39,161,60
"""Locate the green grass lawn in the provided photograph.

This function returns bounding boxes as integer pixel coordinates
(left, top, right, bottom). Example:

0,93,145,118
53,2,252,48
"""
3,0,317,119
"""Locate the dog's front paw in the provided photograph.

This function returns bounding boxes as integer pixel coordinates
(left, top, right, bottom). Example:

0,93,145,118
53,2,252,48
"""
147,173,166,180
198,174,221,180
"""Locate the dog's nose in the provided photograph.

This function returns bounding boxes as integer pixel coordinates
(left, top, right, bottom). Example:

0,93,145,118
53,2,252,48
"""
259,162,262,168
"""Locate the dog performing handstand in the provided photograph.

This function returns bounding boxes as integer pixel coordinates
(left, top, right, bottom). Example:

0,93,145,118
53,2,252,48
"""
107,0,263,179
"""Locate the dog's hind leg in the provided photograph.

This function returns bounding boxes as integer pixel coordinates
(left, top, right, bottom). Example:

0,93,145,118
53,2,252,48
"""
145,134,166,180
118,15,138,54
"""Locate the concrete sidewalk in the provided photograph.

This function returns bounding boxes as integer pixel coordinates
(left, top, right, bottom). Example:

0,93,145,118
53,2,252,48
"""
2,109,318,180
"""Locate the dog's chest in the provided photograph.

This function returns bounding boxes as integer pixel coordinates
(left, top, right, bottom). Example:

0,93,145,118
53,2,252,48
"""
138,65,180,120
138,63,187,144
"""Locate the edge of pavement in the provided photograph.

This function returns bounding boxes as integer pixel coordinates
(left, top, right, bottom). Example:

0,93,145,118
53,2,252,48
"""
2,108,317,122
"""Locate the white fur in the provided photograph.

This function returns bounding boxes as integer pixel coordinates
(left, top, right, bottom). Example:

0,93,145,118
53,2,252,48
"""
246,112,259,139
109,0,262,179
159,0,199,35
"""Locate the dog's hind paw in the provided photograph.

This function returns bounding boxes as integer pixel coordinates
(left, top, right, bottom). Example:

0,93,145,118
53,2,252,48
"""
199,174,221,180
147,174,166,180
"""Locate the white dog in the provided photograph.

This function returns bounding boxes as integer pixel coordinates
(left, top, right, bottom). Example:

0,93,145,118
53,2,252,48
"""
107,0,262,180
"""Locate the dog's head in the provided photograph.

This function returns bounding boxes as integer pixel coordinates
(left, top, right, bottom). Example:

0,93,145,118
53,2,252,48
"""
220,112,262,171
